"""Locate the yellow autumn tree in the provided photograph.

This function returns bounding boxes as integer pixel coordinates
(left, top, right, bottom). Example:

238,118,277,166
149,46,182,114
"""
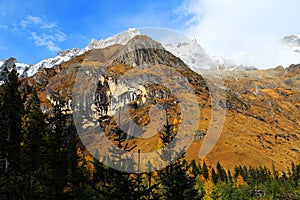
203,180,215,200
236,174,247,186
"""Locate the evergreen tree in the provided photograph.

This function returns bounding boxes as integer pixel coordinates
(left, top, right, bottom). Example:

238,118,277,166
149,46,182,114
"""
0,67,23,199
202,161,209,180
131,150,159,200
291,162,300,186
21,89,47,199
227,169,233,184
158,107,197,200
101,126,137,199
190,160,200,177
211,168,218,185
216,162,227,182
42,97,78,199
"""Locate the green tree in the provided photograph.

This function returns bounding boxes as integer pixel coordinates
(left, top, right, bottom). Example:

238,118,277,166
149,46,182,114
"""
0,67,23,199
211,168,218,185
216,162,227,182
101,126,137,199
202,161,209,180
158,107,197,200
21,89,47,199
41,97,78,199
291,162,300,187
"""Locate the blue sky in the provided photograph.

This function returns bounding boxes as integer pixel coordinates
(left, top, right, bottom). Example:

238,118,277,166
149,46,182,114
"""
0,0,188,64
1,0,300,68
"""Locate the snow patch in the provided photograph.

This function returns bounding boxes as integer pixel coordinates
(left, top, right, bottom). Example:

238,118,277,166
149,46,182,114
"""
86,28,141,50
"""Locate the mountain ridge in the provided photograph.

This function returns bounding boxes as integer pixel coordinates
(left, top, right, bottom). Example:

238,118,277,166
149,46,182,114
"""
0,28,260,82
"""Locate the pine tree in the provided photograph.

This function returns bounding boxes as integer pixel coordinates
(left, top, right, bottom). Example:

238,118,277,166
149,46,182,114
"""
21,89,47,199
41,97,78,199
131,150,160,200
0,67,23,199
227,169,233,184
101,126,137,199
202,161,209,180
291,162,300,187
216,162,227,182
190,160,200,177
211,168,218,185
158,106,197,200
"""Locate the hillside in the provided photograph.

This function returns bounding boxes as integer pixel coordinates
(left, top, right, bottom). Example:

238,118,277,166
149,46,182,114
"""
16,34,300,171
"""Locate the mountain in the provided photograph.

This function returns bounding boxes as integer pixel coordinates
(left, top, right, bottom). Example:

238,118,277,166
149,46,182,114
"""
164,39,257,71
0,48,85,81
86,28,141,50
26,48,85,77
282,34,300,53
0,28,258,82
164,39,214,71
0,57,30,84
86,28,257,71
1,29,299,170
13,33,300,171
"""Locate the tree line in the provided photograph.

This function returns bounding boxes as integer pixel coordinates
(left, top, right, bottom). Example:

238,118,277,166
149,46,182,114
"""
0,67,299,199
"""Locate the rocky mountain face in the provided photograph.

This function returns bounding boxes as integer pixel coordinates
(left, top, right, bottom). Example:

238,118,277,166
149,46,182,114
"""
0,48,85,84
0,58,30,84
14,33,300,171
113,35,190,70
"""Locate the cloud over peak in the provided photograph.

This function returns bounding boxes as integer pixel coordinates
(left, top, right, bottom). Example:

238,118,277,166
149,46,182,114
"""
178,0,300,68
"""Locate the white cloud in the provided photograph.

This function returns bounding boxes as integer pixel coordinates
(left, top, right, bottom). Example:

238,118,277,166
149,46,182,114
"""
41,22,57,29
178,0,300,68
31,32,61,52
19,15,67,52
20,15,42,28
55,30,67,42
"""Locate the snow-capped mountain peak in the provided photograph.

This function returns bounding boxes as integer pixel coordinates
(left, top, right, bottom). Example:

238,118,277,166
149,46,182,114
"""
164,39,214,71
26,48,85,77
0,57,30,79
86,28,141,50
163,38,257,71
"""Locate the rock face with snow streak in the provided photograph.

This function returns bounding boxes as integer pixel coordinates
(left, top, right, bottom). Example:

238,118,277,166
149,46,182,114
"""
164,39,214,71
0,48,85,80
86,28,141,50
0,58,30,84
26,48,85,77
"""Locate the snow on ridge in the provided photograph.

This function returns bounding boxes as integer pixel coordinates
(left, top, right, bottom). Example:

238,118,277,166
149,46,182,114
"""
86,28,141,50
26,48,85,77
0,28,259,82
163,39,255,71
0,29,141,79
164,39,214,71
